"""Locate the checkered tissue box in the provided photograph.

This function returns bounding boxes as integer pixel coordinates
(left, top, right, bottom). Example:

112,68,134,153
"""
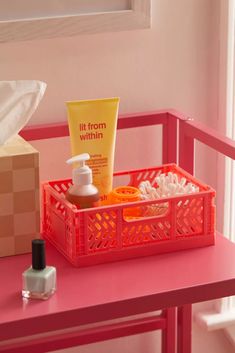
0,135,40,257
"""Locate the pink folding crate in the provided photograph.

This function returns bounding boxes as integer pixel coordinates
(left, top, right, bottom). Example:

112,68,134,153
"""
42,163,215,267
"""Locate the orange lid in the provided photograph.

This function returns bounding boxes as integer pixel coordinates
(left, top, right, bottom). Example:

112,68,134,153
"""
109,186,141,204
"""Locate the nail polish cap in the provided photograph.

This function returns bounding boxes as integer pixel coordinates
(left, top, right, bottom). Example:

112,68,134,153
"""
32,239,46,270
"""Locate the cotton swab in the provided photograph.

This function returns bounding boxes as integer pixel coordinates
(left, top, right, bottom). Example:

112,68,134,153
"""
139,172,199,200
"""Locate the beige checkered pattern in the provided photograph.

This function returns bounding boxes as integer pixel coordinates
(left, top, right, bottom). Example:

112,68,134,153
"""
0,135,40,257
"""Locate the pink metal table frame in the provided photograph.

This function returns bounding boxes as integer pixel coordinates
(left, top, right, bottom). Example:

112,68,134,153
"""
1,109,235,353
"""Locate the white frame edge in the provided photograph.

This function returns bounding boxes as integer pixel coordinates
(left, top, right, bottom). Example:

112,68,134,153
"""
0,0,151,43
195,309,235,331
217,0,235,321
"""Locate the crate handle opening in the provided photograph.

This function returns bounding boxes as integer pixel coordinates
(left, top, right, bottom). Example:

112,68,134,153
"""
122,201,170,223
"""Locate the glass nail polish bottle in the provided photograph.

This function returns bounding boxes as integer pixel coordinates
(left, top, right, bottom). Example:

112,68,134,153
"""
22,239,56,300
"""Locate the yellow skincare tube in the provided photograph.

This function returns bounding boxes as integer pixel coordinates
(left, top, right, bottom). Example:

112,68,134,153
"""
66,97,120,203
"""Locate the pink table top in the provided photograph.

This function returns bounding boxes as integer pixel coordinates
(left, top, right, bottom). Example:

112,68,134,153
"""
1,233,235,341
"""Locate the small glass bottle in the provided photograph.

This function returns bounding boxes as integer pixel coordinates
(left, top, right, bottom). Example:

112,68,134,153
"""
22,239,56,300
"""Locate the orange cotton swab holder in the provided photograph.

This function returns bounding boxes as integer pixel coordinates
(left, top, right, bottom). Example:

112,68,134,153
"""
108,186,141,218
109,186,140,203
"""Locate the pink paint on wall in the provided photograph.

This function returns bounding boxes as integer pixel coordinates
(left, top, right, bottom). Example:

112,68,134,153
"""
1,0,232,352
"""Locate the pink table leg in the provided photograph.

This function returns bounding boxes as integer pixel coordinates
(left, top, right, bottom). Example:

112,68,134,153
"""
177,304,192,353
161,308,176,353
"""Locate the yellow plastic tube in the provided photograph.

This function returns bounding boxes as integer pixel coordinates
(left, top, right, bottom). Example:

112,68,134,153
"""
66,97,120,204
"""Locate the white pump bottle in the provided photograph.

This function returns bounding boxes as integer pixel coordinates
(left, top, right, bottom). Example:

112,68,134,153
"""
65,153,100,209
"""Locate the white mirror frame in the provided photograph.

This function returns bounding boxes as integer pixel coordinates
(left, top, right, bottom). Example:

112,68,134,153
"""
0,0,151,43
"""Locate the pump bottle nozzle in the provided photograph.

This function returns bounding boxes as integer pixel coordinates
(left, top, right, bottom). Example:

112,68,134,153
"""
66,153,92,186
65,153,100,208
66,153,90,167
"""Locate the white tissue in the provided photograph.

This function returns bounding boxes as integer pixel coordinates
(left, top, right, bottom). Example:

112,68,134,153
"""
0,80,47,145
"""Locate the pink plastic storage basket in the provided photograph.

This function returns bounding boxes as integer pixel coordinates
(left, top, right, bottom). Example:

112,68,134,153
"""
42,164,216,267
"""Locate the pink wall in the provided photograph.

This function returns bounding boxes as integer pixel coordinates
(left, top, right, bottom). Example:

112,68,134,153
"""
1,0,232,352
0,1,215,125
1,0,220,181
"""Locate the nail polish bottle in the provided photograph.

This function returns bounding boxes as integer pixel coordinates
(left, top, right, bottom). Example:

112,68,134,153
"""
22,239,56,300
